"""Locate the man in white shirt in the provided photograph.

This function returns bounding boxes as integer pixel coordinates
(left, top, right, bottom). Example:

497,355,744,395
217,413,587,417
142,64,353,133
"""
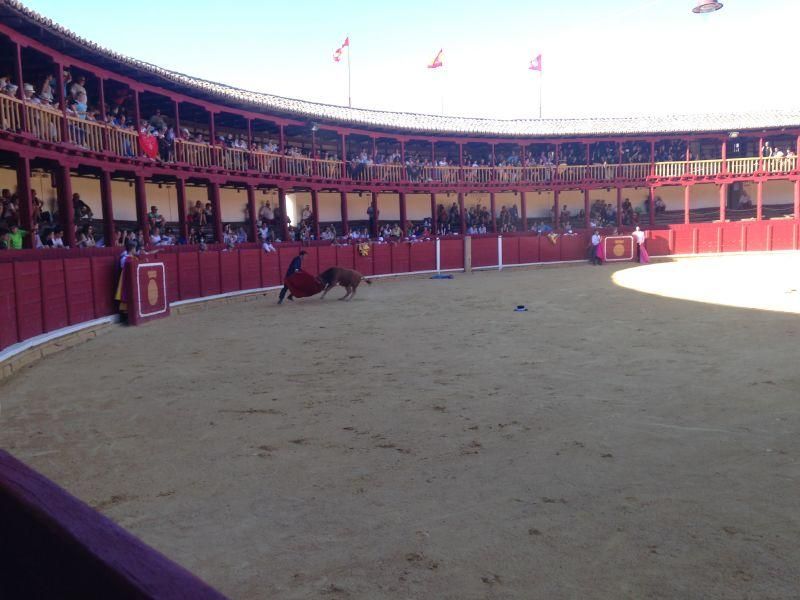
262,240,276,253
590,230,602,265
632,226,646,262
259,202,274,222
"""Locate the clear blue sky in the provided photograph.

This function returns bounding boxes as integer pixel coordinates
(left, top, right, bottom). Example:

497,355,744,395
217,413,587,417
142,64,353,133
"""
21,0,800,119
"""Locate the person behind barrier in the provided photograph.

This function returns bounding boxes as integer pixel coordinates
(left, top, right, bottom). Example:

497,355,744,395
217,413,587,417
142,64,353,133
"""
278,250,307,304
590,230,602,265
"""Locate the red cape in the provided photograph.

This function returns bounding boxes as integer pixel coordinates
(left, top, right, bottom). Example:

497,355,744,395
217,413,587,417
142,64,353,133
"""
284,271,325,298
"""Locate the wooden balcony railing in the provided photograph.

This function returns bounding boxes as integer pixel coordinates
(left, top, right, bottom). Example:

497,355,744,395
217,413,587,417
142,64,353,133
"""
107,127,139,158
687,159,723,177
24,102,62,143
617,163,651,180
653,161,686,178
66,116,105,152
316,159,343,179
366,163,403,182
762,155,796,173
559,165,586,183
522,165,556,183
284,155,315,177
176,139,215,168
251,151,281,174
726,157,758,175
462,166,493,184
0,95,22,132
220,147,249,171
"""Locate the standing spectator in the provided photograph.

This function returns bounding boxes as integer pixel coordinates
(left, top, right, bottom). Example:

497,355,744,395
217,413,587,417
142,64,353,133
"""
7,223,26,249
73,193,93,222
148,205,165,230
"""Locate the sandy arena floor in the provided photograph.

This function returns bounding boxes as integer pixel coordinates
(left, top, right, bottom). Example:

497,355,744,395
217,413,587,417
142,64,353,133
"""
2,254,800,599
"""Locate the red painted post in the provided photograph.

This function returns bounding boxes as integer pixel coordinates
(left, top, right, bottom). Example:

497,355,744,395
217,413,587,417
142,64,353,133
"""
56,64,69,142
458,191,466,233
756,181,763,221
554,189,560,228
584,188,590,229
371,192,379,238
490,144,496,183
99,169,115,247
134,174,150,243
246,119,253,152
340,191,350,236
721,139,727,174
98,78,109,151
649,141,655,177
684,185,691,225
341,133,347,180
208,181,223,243
310,188,320,240
400,140,406,181
14,41,28,132
132,89,141,134
757,137,763,172
648,186,655,227
430,193,438,233
520,191,527,231
616,186,622,227
399,192,407,235
246,184,257,242
458,143,464,183
794,180,800,221
16,155,32,247
719,183,727,222
59,164,76,248
490,191,497,233
176,177,188,242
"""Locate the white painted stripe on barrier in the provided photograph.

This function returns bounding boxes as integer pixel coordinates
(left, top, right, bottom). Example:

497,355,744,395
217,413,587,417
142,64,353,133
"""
170,286,282,307
498,236,503,271
0,315,120,363
435,238,441,273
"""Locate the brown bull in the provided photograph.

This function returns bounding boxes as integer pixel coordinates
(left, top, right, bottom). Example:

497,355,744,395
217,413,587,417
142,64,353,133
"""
318,267,371,301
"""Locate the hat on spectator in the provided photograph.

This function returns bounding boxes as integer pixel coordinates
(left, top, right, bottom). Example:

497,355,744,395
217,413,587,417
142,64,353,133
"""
23,83,34,92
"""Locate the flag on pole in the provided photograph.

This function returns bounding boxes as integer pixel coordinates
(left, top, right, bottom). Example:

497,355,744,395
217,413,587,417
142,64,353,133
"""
333,37,350,63
427,49,444,69
529,54,542,71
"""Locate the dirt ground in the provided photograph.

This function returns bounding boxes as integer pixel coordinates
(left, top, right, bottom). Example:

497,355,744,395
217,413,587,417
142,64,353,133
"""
2,255,800,599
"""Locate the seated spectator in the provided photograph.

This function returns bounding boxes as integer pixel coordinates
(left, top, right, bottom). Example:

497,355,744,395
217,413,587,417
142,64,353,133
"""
149,226,163,245
262,238,276,252
73,193,93,222
6,223,26,249
0,228,8,249
654,196,666,214
51,227,65,248
76,224,96,248
148,205,165,230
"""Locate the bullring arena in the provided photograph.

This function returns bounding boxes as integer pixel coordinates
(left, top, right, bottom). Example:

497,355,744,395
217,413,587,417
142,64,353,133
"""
1,1,800,598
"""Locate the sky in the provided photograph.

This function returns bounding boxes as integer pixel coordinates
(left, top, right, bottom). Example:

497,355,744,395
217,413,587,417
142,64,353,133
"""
20,0,800,120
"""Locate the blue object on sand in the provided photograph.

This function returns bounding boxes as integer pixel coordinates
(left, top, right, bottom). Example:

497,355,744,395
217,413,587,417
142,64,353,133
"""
430,274,454,279
514,305,528,312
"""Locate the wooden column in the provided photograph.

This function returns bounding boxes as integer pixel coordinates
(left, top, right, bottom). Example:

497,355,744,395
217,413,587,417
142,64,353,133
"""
176,178,188,242
399,191,407,234
209,111,216,145
246,184,257,242
16,156,32,247
649,186,656,227
277,187,289,241
458,192,466,233
132,90,141,133
371,192,379,238
490,192,497,233
584,188,590,228
520,191,527,231
554,189,560,228
14,42,28,132
98,78,109,151
721,139,727,173
341,133,347,179
208,182,223,243
174,100,182,162
310,188,320,239
757,137,764,172
430,193,438,233
59,164,76,247
756,181,763,221
340,191,349,236
99,169,115,246
56,64,69,142
134,174,149,243
616,187,622,227
684,185,691,225
794,180,800,221
719,183,727,222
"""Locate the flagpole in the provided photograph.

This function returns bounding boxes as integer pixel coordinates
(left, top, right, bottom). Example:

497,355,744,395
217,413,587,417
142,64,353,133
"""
538,71,542,119
347,36,352,108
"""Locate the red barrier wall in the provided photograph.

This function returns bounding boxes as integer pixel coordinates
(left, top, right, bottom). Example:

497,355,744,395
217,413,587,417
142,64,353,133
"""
2,222,799,354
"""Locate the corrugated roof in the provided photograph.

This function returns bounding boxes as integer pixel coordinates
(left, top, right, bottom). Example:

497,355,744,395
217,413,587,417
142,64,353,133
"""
5,0,800,138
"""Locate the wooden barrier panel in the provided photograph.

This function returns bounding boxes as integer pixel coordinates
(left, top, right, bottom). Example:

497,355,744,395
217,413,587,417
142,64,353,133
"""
502,237,520,266
410,241,436,272
372,243,392,274
771,221,795,251
260,251,281,287
317,246,337,274
673,227,694,254
439,238,464,270
560,234,587,261
199,252,221,296
696,224,718,254
239,249,261,290
518,236,540,264
13,260,43,342
354,247,373,276
41,259,69,332
720,223,743,253
177,252,201,300
745,223,767,252
64,259,95,325
0,262,18,350
647,230,672,256
539,235,560,262
391,243,410,273
0,450,226,599
158,253,180,303
219,251,240,293
336,245,355,270
471,236,498,267
302,247,319,276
